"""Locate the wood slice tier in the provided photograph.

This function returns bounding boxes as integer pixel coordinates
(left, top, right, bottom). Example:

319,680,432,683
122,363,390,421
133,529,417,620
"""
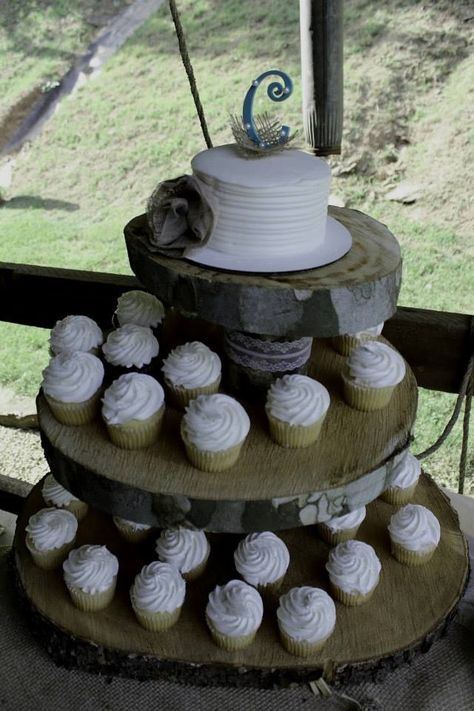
125,207,402,338
13,475,469,687
38,340,417,532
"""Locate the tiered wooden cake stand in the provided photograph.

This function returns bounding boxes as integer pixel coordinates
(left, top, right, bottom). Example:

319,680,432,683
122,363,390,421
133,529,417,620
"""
13,208,469,687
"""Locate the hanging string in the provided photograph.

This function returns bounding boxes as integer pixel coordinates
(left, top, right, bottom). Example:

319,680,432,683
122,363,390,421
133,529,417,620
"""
168,0,213,149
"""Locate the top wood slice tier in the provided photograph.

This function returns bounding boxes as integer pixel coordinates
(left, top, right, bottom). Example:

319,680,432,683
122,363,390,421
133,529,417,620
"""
125,207,402,338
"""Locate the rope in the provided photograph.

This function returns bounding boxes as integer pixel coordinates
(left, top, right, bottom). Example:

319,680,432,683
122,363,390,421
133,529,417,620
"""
168,0,213,149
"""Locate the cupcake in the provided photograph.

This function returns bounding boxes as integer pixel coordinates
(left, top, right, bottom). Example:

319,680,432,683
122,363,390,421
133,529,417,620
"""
326,540,381,606
114,290,165,336
381,450,421,505
234,532,290,594
277,586,336,657
41,351,104,425
25,508,78,570
50,315,103,356
102,323,159,381
342,341,406,412
113,515,153,543
155,527,210,581
102,373,165,449
181,393,250,472
388,504,440,566
265,374,330,448
161,341,221,409
317,506,367,546
130,561,185,631
63,544,119,611
206,580,263,651
42,473,89,521
331,322,384,356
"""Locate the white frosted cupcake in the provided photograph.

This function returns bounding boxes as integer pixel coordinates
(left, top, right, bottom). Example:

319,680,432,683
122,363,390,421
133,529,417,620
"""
234,532,290,594
331,322,384,356
277,586,336,657
326,540,381,606
50,315,103,356
63,544,119,611
265,374,330,448
155,527,210,581
388,504,440,566
161,341,221,409
102,373,165,449
130,561,185,631
317,506,367,546
114,290,164,330
181,393,250,471
381,451,421,505
342,341,406,411
42,473,88,521
113,516,153,543
206,580,263,651
102,324,159,379
25,508,78,570
42,351,104,425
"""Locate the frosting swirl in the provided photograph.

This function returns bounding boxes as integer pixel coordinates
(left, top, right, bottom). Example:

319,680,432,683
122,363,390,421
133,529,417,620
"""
181,394,250,452
131,561,185,613
388,504,440,552
102,373,164,425
102,324,159,368
277,586,336,643
206,580,263,637
42,474,80,507
115,290,165,328
26,508,77,551
347,322,384,339
63,545,119,593
162,341,221,388
324,506,366,533
234,532,289,586
346,342,405,388
42,352,104,403
326,540,381,595
266,374,330,426
387,451,421,490
155,527,209,574
113,516,152,532
50,315,103,355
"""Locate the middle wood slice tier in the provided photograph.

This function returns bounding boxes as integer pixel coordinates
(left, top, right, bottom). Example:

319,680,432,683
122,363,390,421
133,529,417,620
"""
38,339,418,533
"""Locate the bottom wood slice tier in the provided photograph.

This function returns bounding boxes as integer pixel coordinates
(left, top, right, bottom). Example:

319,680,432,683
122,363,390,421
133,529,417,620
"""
13,474,468,688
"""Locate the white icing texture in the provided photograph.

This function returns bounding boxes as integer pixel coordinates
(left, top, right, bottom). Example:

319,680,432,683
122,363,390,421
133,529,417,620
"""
181,394,250,452
131,561,185,613
162,341,221,388
387,451,421,490
191,145,330,258
42,352,104,403
50,315,103,355
206,580,263,637
115,290,164,328
102,324,159,368
388,504,440,552
324,506,366,532
277,586,336,643
113,516,152,532
234,532,289,586
42,474,80,507
155,527,209,574
266,374,330,426
326,540,381,595
63,545,119,594
26,508,77,551
346,342,406,388
102,373,164,425
348,322,384,339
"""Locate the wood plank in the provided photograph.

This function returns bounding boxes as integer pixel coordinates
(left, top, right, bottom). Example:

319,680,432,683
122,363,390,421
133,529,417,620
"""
0,474,32,514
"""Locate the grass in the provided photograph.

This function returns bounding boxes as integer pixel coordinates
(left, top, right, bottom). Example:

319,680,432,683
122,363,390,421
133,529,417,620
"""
0,0,472,492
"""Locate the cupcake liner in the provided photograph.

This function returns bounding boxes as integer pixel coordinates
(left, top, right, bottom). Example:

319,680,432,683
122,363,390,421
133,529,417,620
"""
278,627,332,657
391,541,437,566
330,582,377,607
165,376,221,410
317,524,360,546
256,573,286,597
181,429,244,472
106,405,164,450
132,603,182,631
66,579,117,611
267,412,327,448
380,482,419,506
113,518,152,543
44,390,101,426
331,334,379,357
342,374,395,412
25,535,75,571
182,552,210,582
42,497,89,522
206,616,257,650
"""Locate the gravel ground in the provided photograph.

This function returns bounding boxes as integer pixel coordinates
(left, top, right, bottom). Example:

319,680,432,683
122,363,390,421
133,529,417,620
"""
0,426,48,485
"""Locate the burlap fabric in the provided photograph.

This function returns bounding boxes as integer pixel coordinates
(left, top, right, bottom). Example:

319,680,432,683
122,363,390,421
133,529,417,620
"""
1,542,473,711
